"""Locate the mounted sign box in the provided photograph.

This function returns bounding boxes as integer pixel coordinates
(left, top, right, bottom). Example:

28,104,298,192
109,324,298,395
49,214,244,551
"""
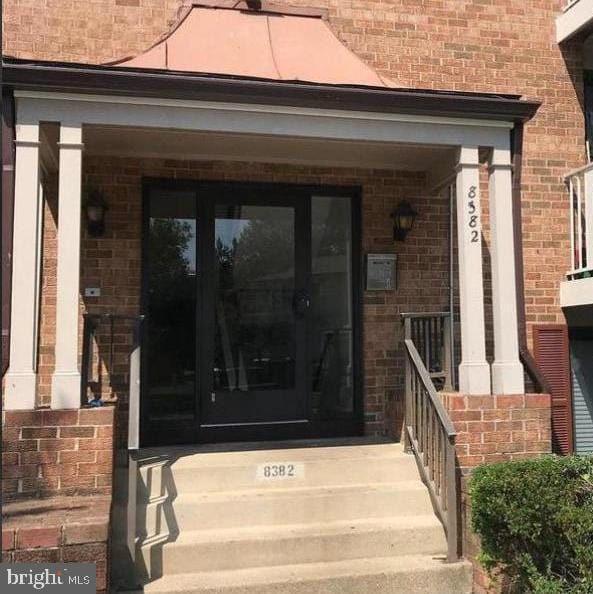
366,253,397,291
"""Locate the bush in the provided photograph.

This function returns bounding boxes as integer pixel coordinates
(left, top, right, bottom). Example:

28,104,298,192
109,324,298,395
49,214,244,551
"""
470,455,593,594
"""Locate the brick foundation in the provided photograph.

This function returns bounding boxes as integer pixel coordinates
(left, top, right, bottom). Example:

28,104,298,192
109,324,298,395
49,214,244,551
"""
441,392,552,594
2,496,111,594
1,406,116,500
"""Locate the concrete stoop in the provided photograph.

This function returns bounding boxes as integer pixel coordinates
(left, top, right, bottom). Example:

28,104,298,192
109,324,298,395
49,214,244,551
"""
112,441,472,594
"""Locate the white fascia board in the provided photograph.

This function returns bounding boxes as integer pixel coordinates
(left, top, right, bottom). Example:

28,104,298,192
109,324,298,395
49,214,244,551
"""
560,277,593,308
556,0,593,43
14,91,513,151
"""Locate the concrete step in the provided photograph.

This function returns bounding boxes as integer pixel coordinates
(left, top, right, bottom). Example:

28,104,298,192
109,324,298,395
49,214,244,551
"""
136,555,473,594
135,441,406,468
138,452,419,496
138,481,436,533
137,515,447,575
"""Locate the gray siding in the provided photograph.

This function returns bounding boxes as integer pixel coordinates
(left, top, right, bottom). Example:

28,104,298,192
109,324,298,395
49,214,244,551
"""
571,340,593,455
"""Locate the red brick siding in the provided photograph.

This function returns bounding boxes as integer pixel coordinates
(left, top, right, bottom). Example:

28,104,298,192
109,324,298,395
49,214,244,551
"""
2,518,109,593
441,391,552,594
1,407,116,500
2,0,587,344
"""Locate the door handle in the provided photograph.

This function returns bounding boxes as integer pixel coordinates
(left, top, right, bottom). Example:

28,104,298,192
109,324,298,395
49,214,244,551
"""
293,289,311,317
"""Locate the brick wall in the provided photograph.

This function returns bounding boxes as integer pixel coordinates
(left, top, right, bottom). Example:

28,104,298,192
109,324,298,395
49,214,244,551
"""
2,496,111,594
1,406,116,500
2,0,587,348
441,392,552,470
441,392,553,594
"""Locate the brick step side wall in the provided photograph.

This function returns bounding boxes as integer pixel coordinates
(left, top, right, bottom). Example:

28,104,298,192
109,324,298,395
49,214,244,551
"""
1,407,115,500
2,503,110,594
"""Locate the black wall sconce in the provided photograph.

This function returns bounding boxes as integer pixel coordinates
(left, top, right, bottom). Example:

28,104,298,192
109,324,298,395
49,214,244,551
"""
391,200,418,242
84,189,108,237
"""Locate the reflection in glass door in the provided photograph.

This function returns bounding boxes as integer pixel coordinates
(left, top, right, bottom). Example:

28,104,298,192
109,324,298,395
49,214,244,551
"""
142,182,361,445
310,196,354,421
202,198,308,428
144,189,198,444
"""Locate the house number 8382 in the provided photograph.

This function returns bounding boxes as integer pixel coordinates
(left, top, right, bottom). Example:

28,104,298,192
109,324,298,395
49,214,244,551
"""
467,185,479,243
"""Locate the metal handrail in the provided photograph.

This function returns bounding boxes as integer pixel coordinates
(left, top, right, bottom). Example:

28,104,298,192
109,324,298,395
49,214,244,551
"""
401,312,453,391
405,339,457,436
402,312,460,562
520,347,552,395
80,312,145,451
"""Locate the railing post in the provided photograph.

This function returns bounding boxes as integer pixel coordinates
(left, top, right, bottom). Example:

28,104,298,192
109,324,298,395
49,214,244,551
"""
446,436,459,562
80,315,93,407
128,317,143,451
569,177,576,272
585,167,593,270
403,316,412,453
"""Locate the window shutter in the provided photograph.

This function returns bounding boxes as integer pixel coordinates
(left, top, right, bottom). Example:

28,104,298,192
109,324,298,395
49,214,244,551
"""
533,324,574,455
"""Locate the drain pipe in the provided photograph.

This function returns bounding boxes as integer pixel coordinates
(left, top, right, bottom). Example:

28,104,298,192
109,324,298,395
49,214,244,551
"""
511,122,551,393
2,89,16,376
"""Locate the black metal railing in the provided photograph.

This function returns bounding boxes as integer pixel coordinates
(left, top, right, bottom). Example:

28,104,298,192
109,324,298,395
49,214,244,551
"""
80,313,144,450
401,312,459,562
402,312,453,391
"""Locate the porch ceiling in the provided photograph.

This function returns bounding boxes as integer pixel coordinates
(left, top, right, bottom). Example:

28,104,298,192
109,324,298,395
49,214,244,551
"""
76,125,455,173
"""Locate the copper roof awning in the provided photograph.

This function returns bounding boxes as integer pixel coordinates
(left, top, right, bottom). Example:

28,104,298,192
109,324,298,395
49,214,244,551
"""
1,1,540,123
110,1,390,88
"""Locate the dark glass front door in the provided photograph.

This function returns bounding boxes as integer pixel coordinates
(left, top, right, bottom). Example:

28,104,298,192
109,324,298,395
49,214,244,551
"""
142,181,361,445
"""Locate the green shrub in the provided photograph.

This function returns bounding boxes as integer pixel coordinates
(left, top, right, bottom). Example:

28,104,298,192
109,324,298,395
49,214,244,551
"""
470,455,593,594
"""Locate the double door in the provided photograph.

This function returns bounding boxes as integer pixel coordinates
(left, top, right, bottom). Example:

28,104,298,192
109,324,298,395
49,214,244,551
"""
141,180,360,445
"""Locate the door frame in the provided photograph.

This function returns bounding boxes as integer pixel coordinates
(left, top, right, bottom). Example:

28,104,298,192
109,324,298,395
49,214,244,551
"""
140,177,364,445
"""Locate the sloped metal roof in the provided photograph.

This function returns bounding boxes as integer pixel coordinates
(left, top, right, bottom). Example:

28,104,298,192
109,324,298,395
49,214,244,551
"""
109,1,392,87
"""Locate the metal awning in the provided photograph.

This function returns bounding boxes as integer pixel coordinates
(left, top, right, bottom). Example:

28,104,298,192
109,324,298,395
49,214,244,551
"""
1,1,540,123
110,0,390,88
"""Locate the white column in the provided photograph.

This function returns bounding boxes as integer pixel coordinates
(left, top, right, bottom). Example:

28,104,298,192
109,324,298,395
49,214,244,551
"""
51,123,84,409
455,146,491,395
4,121,42,409
488,147,524,394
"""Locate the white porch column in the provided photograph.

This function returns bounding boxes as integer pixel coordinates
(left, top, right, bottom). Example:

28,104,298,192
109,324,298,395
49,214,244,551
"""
455,146,491,395
4,121,42,409
488,148,524,394
51,123,84,409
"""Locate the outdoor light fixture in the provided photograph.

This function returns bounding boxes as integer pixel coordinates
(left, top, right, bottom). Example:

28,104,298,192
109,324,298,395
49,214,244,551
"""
84,189,108,237
391,200,418,242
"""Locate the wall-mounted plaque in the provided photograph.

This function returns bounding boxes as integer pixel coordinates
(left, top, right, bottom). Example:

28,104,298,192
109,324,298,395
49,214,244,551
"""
366,253,397,291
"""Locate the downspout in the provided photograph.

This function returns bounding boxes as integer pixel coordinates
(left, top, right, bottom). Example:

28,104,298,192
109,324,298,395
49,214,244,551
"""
2,89,16,376
511,122,552,394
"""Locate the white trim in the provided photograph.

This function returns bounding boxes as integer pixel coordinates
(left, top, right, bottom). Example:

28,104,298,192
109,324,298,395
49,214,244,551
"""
51,123,83,409
556,0,593,42
4,120,42,410
455,146,491,395
563,161,593,181
488,151,524,394
14,90,515,129
15,94,512,152
561,277,593,308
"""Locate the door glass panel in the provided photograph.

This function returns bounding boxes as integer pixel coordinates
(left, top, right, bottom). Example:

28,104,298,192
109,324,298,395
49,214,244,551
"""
311,196,354,418
147,190,197,420
214,204,295,392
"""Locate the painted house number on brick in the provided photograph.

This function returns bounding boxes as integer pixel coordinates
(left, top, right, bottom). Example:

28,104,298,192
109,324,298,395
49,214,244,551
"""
468,185,479,243
256,462,304,481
